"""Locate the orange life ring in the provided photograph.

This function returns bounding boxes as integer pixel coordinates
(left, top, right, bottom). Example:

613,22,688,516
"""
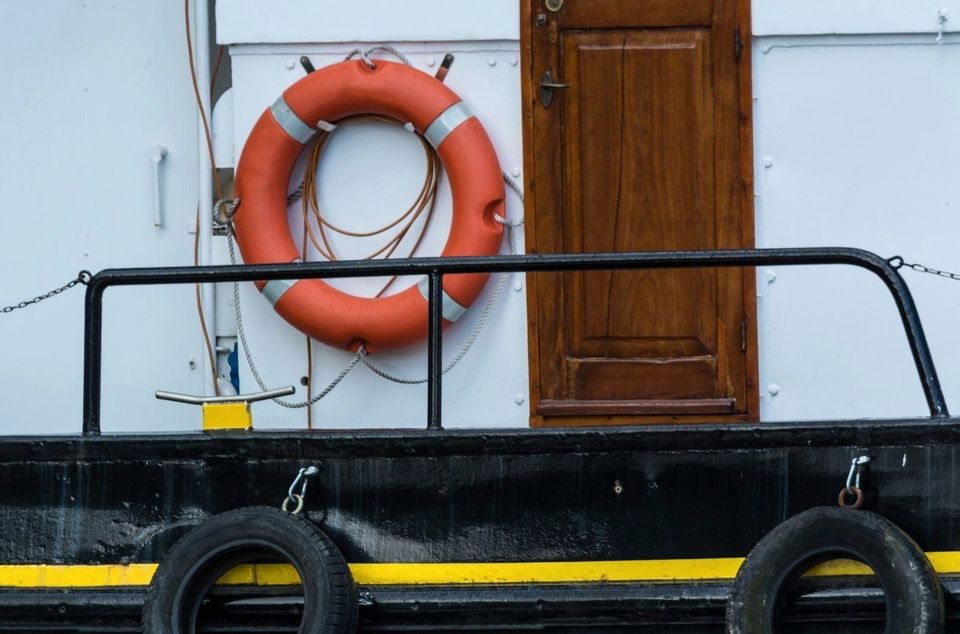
234,59,504,352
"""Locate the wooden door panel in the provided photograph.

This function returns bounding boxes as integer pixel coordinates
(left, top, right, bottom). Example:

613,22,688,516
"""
571,357,720,400
564,31,717,366
558,0,713,29
523,0,756,424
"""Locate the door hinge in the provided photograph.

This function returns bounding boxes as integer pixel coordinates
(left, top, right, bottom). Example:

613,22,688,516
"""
734,27,744,60
740,319,748,352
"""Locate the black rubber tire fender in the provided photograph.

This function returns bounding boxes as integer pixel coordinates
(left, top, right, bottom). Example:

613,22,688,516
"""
726,506,943,634
142,506,357,633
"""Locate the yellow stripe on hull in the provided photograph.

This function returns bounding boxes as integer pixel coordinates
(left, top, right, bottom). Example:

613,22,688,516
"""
1,553,959,588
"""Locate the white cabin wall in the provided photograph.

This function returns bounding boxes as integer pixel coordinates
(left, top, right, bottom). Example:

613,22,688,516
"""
0,1,214,434
215,0,527,429
752,2,960,420
4,1,960,433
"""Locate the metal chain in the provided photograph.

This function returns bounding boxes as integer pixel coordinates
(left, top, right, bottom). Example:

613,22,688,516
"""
888,255,960,282
1,271,91,314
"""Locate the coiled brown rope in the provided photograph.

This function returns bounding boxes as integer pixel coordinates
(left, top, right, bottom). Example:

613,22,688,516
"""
298,115,442,425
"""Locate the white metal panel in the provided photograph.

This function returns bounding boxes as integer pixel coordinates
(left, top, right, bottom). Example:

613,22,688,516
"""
753,34,960,421
212,88,236,168
0,1,210,434
754,1,960,36
216,0,520,45
225,43,527,429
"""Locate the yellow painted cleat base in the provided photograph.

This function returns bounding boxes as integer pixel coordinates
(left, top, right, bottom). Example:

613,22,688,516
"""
202,402,252,431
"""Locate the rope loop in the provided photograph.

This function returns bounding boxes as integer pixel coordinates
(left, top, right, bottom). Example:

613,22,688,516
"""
345,48,377,69
364,45,412,66
344,45,412,69
214,198,240,228
493,214,524,228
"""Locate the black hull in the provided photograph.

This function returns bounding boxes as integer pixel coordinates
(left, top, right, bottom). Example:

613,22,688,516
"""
2,419,960,629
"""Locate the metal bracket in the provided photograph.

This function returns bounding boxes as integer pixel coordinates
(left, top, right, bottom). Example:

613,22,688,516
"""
435,54,455,83
150,146,168,227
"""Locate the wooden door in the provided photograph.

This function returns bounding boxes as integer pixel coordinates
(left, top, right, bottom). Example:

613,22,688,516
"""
522,0,757,424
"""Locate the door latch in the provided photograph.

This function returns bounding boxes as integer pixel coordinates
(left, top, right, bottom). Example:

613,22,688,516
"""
539,71,569,108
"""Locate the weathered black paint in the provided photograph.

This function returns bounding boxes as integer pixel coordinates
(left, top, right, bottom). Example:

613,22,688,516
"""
3,424,960,628
1,423,960,564
4,579,960,631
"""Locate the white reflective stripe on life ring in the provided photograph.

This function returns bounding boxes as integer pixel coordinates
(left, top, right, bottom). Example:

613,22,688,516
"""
270,96,316,144
423,102,473,149
417,277,468,322
262,279,298,306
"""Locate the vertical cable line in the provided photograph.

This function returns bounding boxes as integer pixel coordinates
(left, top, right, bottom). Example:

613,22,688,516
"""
184,0,221,395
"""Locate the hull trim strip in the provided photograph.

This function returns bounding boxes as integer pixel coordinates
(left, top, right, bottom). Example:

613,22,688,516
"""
3,553,960,588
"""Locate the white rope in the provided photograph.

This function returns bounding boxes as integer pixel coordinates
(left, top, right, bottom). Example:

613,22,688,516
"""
227,229,361,408
357,178,525,384
358,227,516,385
344,45,411,68
344,48,376,69
501,172,525,204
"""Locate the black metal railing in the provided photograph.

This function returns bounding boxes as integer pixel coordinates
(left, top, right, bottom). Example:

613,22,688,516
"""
81,247,949,435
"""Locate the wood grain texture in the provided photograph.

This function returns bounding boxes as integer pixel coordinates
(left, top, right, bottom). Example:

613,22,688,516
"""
522,0,757,426
538,398,736,416
559,0,713,29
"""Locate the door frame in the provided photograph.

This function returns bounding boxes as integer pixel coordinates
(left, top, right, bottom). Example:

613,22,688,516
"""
519,0,759,427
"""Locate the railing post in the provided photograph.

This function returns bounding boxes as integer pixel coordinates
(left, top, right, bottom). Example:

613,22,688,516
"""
427,270,443,430
82,277,105,436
